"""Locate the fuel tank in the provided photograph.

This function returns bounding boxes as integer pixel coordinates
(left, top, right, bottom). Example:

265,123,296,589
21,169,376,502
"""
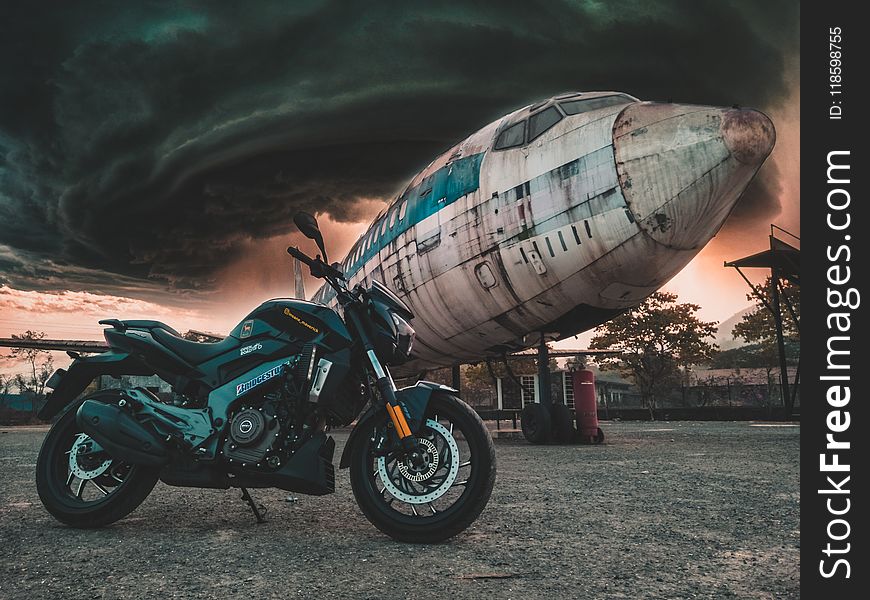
206,299,361,426
229,298,353,352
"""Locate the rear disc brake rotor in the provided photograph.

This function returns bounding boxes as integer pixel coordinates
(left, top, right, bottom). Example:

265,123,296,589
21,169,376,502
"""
68,433,112,480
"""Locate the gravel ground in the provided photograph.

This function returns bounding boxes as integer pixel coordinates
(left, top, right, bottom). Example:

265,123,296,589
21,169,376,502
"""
0,421,799,599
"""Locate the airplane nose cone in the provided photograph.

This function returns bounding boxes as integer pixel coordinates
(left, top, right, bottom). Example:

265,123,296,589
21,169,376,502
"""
721,108,776,165
613,103,775,250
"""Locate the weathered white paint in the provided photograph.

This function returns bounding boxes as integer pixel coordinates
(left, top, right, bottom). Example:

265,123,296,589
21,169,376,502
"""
315,92,775,375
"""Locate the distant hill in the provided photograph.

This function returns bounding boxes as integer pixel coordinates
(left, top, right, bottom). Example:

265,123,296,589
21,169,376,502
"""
714,306,754,350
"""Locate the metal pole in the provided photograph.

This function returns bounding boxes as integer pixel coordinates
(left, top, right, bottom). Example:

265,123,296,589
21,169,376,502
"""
538,333,551,407
790,356,801,413
451,364,461,392
293,257,306,300
770,270,791,417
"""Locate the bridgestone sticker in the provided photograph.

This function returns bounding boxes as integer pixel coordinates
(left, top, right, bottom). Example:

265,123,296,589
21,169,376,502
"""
236,364,284,396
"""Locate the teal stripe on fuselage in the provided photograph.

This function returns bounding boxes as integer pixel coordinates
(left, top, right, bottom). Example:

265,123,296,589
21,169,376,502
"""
350,152,484,271
313,152,484,304
314,144,622,306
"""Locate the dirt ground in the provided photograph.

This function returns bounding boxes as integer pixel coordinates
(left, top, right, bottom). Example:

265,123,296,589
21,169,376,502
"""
0,421,799,599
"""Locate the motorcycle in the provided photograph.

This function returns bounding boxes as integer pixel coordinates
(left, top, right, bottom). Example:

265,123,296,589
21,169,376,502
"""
35,212,496,543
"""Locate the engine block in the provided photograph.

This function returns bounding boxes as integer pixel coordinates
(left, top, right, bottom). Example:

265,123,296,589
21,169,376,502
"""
223,406,280,466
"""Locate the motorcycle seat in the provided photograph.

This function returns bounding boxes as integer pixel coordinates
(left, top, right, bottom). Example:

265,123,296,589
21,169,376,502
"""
150,327,239,365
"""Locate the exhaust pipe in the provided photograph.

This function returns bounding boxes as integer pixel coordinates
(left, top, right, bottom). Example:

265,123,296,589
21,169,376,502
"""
76,400,170,466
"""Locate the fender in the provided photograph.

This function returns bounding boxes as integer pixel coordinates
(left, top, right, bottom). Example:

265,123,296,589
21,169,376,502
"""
37,351,154,420
338,381,457,469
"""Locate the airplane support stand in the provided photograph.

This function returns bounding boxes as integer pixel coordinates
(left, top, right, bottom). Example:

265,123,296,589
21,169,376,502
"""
537,334,551,408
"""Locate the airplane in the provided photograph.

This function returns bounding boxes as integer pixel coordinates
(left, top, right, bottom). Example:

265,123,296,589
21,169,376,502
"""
311,91,776,377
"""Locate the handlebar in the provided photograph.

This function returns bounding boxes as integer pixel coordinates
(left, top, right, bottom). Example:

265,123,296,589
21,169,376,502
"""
287,245,314,267
287,246,346,282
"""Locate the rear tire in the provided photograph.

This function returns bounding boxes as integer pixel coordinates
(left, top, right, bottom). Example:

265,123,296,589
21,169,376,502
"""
550,403,575,444
349,393,496,543
521,403,551,444
36,394,159,528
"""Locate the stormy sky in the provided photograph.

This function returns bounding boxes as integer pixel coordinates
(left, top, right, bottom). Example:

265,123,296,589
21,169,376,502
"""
1,1,799,322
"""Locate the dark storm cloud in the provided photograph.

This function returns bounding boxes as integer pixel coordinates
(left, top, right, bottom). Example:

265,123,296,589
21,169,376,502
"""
0,0,799,297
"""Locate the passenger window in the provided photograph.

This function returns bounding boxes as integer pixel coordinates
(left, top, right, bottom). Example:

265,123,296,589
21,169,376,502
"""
398,199,408,220
528,106,562,141
494,121,526,150
389,207,398,228
560,95,633,115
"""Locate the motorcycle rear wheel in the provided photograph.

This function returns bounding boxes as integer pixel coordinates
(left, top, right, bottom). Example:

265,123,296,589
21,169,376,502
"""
36,394,159,528
349,392,496,543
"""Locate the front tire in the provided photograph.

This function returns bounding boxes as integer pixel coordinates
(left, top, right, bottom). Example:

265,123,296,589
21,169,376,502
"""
349,393,496,543
36,394,159,528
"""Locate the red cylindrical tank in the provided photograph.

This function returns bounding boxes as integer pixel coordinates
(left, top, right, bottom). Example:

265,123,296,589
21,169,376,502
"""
572,369,603,444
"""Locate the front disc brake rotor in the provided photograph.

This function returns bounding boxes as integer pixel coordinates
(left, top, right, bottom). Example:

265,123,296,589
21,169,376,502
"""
396,437,439,482
68,433,112,480
377,418,460,505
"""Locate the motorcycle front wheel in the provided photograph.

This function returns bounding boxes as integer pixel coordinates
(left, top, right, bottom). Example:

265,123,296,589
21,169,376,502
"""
36,394,159,528
349,392,496,543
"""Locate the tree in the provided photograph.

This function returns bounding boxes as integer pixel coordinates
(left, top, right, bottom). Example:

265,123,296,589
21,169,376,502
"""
732,277,799,356
711,341,800,369
564,354,587,372
0,374,14,408
5,330,55,413
590,292,719,419
464,354,558,389
731,278,800,412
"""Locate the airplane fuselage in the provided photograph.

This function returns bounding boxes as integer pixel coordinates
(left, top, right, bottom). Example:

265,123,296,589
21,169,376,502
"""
313,91,775,374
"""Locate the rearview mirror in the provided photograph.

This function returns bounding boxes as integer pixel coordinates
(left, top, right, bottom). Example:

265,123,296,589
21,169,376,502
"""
293,212,320,239
293,211,328,262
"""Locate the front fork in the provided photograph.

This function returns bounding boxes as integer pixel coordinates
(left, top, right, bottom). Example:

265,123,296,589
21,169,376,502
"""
343,304,417,450
365,350,417,452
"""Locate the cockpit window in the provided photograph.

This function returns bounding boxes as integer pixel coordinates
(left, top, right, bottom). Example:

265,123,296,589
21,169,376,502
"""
559,94,634,115
493,121,526,150
528,106,562,142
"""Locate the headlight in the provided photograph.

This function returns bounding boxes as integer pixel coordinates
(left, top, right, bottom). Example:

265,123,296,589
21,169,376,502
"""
391,312,415,360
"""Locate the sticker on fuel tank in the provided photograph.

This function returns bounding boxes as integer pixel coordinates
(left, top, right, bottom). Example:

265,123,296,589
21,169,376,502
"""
240,343,263,356
240,320,254,338
283,308,319,333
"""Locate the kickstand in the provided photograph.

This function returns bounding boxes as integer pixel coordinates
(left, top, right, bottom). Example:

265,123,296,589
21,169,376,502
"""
239,487,267,524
